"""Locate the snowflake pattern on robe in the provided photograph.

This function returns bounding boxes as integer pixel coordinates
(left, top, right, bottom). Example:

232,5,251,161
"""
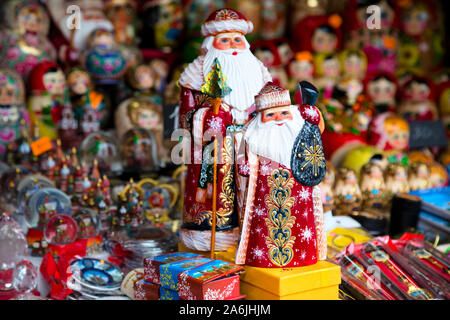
304,106,319,120
207,117,222,133
298,187,310,202
300,226,313,243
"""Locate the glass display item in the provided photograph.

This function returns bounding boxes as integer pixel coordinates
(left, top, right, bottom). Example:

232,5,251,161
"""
25,187,72,229
44,214,77,245
12,260,38,296
0,213,27,274
120,128,159,171
72,208,100,239
79,131,122,173
16,174,55,213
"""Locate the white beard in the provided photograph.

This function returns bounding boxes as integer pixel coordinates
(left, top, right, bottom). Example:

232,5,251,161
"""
203,43,265,123
244,106,304,169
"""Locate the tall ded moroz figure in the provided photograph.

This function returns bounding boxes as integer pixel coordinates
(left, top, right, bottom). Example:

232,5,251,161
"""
178,8,272,251
236,82,327,267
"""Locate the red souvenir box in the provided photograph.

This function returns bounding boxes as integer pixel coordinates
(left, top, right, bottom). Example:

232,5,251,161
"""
143,251,201,284
134,279,160,300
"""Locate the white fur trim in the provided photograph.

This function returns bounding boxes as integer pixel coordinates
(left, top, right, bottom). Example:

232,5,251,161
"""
178,56,205,91
255,89,291,112
201,19,254,37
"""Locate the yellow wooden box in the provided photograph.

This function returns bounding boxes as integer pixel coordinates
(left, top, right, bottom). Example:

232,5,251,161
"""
240,261,341,300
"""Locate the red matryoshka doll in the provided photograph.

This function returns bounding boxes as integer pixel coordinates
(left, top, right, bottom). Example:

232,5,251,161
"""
272,38,294,68
103,0,138,46
295,14,342,54
365,71,398,114
82,28,128,85
369,112,409,152
359,162,387,213
428,161,448,188
0,68,30,158
437,81,450,137
408,162,430,191
397,76,438,121
343,0,399,75
251,40,288,88
384,163,409,198
334,167,362,216
313,53,341,99
115,97,167,162
0,0,56,79
287,51,314,93
27,61,67,140
338,50,367,96
398,0,443,72
289,0,329,36
139,0,184,50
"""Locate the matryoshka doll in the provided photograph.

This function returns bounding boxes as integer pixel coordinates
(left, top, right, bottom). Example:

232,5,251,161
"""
384,163,410,200
359,162,387,213
398,0,443,72
339,49,367,82
368,112,409,165
259,0,287,40
343,0,399,75
437,80,450,137
319,161,336,213
313,53,341,100
365,71,398,115
139,0,184,50
0,0,56,79
408,162,430,191
27,61,67,140
120,128,159,171
287,51,314,93
251,40,288,88
82,28,128,85
103,0,138,46
334,167,362,216
428,161,448,188
115,97,167,162
0,69,30,159
397,76,439,121
349,94,374,139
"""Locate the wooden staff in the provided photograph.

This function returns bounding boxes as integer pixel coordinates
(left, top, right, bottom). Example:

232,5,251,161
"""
210,97,221,259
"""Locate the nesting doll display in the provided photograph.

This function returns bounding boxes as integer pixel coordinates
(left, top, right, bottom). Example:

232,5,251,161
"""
27,61,67,140
359,162,388,214
408,162,430,191
349,94,375,139
259,0,287,40
0,0,56,79
125,63,162,104
384,163,410,199
333,167,362,216
139,0,184,50
437,81,450,137
0,69,30,159
120,128,159,171
82,28,128,85
313,53,341,100
369,112,409,153
252,40,288,88
339,49,367,82
103,0,138,46
397,76,439,121
115,97,167,162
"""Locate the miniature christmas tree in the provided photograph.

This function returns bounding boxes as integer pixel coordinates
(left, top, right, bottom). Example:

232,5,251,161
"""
201,58,232,113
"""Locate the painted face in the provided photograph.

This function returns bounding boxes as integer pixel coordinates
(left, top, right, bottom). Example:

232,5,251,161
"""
68,72,90,95
289,60,313,80
93,32,115,49
405,82,430,101
311,28,337,53
322,58,340,78
403,7,429,36
368,78,396,104
212,32,247,51
17,8,44,34
0,85,17,105
137,109,159,129
261,106,293,124
43,70,65,96
388,129,409,150
277,43,293,66
254,49,274,66
135,67,154,89
344,55,363,78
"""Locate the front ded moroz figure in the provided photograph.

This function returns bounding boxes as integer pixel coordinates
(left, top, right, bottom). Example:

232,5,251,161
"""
236,82,327,268
178,8,272,252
